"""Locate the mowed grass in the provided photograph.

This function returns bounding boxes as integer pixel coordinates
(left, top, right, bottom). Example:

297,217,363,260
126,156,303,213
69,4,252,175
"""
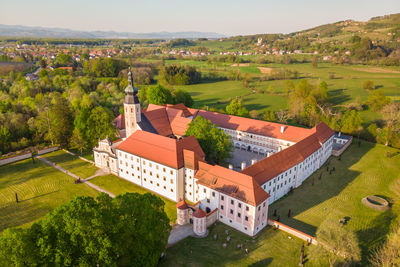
41,150,97,179
0,159,99,232
90,174,177,222
160,222,330,267
269,140,400,263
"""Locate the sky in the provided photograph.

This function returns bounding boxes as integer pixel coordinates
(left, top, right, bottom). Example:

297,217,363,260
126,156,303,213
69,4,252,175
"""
1,0,400,36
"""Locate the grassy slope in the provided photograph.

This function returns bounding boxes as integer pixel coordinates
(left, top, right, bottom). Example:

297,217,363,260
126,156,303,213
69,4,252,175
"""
41,150,97,178
161,222,329,267
90,174,177,222
269,140,400,263
0,159,99,232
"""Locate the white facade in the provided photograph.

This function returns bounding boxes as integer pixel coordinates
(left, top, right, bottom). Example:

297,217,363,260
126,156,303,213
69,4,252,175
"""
221,127,295,155
116,149,184,202
261,135,334,204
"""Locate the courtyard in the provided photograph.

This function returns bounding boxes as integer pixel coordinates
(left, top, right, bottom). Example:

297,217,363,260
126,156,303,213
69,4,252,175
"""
227,148,266,171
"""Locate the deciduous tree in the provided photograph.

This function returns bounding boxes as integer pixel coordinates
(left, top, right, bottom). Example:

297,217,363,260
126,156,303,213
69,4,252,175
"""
186,116,232,163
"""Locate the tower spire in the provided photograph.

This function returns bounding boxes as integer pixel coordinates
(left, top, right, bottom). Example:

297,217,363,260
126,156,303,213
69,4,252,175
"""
125,67,138,95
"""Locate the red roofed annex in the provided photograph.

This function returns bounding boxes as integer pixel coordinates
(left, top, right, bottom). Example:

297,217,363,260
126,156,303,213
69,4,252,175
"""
93,70,336,236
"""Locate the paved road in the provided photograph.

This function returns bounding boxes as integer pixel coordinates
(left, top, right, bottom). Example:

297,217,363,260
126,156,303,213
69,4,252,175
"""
167,224,194,247
36,155,115,198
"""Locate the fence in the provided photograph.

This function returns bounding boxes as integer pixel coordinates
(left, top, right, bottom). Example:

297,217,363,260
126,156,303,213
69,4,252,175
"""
37,146,59,155
267,219,318,245
332,136,353,157
0,153,32,166
206,208,218,227
0,146,59,166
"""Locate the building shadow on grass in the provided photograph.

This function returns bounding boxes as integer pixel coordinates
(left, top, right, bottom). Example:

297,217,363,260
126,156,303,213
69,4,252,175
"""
269,141,375,236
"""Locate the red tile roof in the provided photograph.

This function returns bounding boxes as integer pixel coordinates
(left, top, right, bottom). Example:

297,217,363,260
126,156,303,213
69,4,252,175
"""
311,122,335,143
114,114,125,130
176,200,189,210
194,110,311,142
195,161,269,206
241,133,324,185
193,209,207,218
116,130,204,169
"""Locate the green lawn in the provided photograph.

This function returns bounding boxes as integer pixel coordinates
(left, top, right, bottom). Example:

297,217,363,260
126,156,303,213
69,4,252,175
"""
90,174,177,222
160,222,330,267
163,60,400,126
41,150,97,179
269,140,400,263
0,159,99,232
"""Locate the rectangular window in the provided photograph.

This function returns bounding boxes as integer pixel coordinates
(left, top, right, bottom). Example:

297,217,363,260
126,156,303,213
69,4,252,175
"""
203,188,206,193
230,209,233,214
221,205,224,210
246,206,249,211
237,213,241,218
212,192,215,197
245,216,249,221
207,199,210,203
221,195,224,200
231,200,234,205
238,203,242,208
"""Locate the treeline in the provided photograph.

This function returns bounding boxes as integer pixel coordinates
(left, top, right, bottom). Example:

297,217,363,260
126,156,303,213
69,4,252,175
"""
159,65,201,85
0,70,123,155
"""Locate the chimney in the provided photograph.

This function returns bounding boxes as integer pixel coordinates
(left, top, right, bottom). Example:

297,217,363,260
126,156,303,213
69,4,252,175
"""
241,161,247,170
251,159,257,165
228,164,233,170
280,126,284,133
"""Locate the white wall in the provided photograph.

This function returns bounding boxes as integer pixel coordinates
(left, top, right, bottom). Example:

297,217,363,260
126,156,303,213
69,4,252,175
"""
117,149,183,202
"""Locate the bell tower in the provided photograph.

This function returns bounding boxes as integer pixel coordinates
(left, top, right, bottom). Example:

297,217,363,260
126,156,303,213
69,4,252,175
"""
124,69,141,137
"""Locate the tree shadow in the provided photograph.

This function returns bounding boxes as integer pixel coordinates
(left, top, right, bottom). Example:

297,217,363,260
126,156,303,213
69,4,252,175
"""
356,208,397,264
248,258,273,267
328,88,352,105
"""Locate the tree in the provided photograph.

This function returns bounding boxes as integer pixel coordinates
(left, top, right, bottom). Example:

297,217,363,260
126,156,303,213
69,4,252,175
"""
172,89,194,107
159,65,201,85
340,110,362,135
226,98,249,117
363,80,375,90
310,219,361,267
312,57,318,68
262,110,277,122
366,90,391,111
69,128,89,154
185,116,233,163
249,110,259,119
86,106,116,147
0,193,171,267
50,96,73,147
147,84,174,105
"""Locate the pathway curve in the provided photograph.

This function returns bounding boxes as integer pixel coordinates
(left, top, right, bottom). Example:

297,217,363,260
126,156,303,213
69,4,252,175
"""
167,224,194,247
36,156,115,198
83,168,109,182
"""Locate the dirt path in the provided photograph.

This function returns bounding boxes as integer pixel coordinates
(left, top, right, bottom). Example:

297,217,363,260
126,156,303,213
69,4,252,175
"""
36,156,115,198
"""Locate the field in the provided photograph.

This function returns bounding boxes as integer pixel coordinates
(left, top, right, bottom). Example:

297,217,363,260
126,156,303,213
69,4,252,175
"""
89,174,178,222
0,159,99,232
41,150,98,179
269,140,400,263
161,222,330,267
0,61,34,75
163,60,400,126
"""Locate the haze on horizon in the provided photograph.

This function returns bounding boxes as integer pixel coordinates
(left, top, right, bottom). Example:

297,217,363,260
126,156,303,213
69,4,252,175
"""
1,0,400,36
